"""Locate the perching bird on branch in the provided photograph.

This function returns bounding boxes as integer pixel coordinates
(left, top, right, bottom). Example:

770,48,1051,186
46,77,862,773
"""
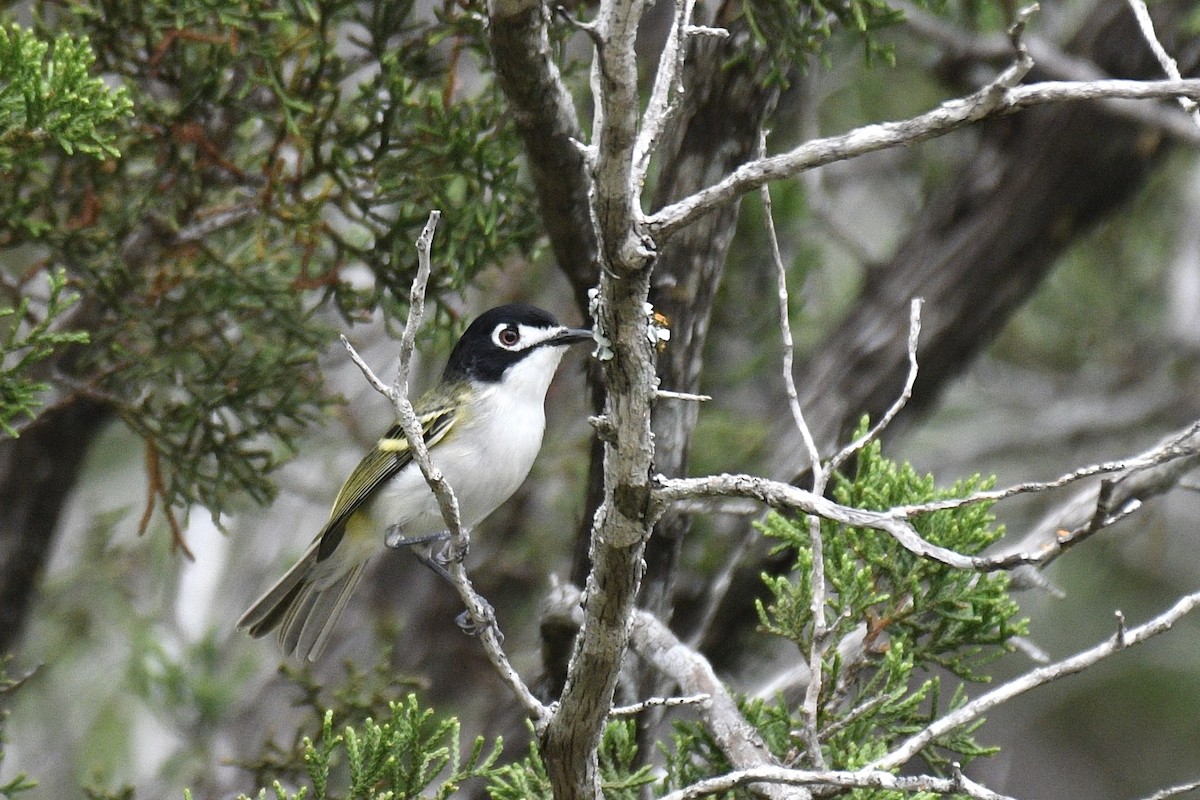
238,304,592,661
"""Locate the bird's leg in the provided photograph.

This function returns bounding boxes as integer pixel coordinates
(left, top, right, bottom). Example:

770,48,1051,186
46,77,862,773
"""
384,524,449,550
410,546,456,586
403,535,501,641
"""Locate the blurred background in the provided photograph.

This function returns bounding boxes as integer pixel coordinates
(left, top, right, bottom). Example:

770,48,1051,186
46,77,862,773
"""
2,0,1199,797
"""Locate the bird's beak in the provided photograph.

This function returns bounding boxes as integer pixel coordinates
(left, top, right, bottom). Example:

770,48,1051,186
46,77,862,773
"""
548,326,593,346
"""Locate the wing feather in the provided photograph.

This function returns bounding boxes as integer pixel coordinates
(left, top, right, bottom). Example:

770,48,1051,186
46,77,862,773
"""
239,393,464,659
315,405,457,560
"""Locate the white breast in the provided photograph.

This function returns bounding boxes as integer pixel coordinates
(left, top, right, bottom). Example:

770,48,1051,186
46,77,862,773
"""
364,345,565,539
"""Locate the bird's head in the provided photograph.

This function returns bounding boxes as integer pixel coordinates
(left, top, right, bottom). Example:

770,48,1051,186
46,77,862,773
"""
443,304,592,397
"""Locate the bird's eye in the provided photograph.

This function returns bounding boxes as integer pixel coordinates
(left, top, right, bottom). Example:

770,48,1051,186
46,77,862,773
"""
498,326,520,347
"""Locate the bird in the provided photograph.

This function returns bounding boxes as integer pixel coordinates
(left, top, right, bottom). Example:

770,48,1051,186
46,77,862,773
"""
237,303,592,661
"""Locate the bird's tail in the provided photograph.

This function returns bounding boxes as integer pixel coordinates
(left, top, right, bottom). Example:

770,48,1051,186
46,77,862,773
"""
237,539,367,662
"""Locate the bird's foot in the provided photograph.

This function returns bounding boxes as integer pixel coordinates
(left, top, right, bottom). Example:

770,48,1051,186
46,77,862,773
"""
436,534,470,565
385,525,449,550
456,601,503,643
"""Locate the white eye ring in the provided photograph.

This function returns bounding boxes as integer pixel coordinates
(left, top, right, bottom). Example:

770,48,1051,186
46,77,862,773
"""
494,324,521,349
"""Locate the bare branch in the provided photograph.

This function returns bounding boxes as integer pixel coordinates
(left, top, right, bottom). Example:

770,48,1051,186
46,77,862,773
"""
991,420,1200,584
1137,779,1200,800
654,418,1200,574
173,202,259,244
610,693,711,716
339,336,394,399
632,0,701,193
896,0,1200,142
542,0,661,790
760,134,818,470
380,212,466,544
656,389,713,402
647,78,1200,241
871,590,1200,772
827,297,923,476
658,764,1018,800
890,419,1200,519
393,211,440,399
653,473,988,571
1126,0,1200,130
629,609,807,800
590,0,654,272
760,141,827,766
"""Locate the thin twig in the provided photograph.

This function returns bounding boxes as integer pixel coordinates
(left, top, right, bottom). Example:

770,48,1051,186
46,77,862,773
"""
827,297,923,476
656,389,713,402
760,132,819,471
394,211,441,399
631,0,697,192
658,764,1017,800
890,419,1200,519
870,590,1200,771
173,202,260,244
759,132,827,767
1125,0,1200,131
553,4,601,40
1137,779,1200,800
653,462,1200,574
610,693,711,716
647,78,1200,241
340,338,393,397
894,0,1200,143
652,472,1034,572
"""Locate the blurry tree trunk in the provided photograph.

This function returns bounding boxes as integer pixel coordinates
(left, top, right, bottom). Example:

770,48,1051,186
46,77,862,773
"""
0,397,111,654
691,0,1198,665
768,0,1192,480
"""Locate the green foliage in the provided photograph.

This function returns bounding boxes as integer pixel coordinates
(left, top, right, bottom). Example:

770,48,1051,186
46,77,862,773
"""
485,728,551,800
236,650,425,791
65,0,539,315
0,659,37,798
597,719,658,797
759,439,1023,682
0,268,90,436
94,252,329,513
232,695,503,800
768,426,1024,772
0,23,132,168
667,423,1026,796
740,0,938,81
1,0,542,519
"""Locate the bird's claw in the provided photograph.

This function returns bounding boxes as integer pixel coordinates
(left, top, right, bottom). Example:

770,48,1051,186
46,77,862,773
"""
437,537,469,565
456,601,502,643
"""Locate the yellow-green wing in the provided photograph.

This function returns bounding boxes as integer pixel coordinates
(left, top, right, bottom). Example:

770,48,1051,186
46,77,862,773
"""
315,404,458,560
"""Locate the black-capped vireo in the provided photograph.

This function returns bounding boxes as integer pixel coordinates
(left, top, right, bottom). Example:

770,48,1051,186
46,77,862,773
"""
238,304,592,660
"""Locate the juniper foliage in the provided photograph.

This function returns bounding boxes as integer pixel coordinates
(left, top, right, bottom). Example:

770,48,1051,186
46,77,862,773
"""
1,0,539,521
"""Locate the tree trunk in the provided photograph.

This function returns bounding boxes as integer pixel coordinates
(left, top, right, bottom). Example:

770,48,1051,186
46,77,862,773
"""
0,397,111,655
